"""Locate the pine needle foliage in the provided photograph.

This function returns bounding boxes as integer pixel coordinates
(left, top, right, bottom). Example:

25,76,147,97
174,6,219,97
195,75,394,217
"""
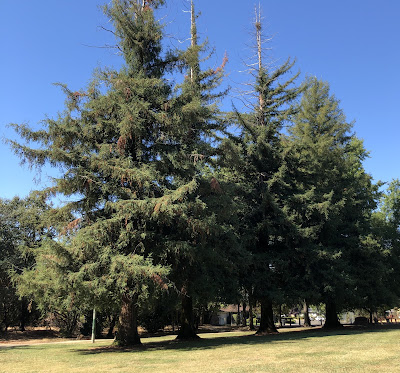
8,0,184,346
8,0,231,345
221,7,304,334
156,0,232,339
285,77,378,327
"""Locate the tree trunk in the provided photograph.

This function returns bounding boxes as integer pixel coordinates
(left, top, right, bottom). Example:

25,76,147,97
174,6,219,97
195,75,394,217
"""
242,302,247,327
1,306,8,333
106,314,117,338
115,295,141,346
19,298,29,332
199,305,204,326
237,303,240,326
249,296,255,330
176,295,199,340
302,300,312,327
256,297,278,334
171,311,175,332
323,300,342,329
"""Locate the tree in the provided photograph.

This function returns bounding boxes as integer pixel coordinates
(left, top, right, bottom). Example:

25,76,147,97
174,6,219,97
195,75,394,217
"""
160,0,234,340
9,0,234,345
0,198,22,333
356,179,400,320
221,5,303,334
381,179,400,226
0,192,50,332
9,0,176,346
285,77,377,328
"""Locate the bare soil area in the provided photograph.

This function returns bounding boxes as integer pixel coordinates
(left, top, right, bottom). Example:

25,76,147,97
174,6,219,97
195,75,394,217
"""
4,323,393,347
0,327,82,346
0,324,303,347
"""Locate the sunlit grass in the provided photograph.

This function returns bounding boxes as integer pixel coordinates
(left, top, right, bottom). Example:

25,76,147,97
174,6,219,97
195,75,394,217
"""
1,327,400,372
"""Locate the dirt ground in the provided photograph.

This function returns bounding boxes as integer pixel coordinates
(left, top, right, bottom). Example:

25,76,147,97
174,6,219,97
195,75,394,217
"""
0,327,96,347
0,324,309,347
2,322,399,348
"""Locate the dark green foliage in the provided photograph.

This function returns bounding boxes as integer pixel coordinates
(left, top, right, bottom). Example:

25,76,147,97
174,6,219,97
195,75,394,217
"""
0,193,50,332
5,2,398,340
221,14,304,333
0,199,19,332
162,0,233,340
285,77,378,326
138,290,178,333
9,0,175,345
8,0,230,344
381,179,400,226
358,179,400,314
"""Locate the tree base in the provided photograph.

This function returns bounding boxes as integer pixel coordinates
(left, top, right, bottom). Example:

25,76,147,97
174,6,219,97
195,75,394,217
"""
255,329,279,336
322,322,343,330
116,295,142,347
324,300,342,330
255,328,279,335
257,297,278,335
176,331,200,340
113,338,142,347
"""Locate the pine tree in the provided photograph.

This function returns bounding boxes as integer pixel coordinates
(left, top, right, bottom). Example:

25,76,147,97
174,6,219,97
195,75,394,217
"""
161,0,231,340
0,193,50,333
9,0,176,346
222,6,303,334
357,179,400,321
285,77,377,328
9,0,232,344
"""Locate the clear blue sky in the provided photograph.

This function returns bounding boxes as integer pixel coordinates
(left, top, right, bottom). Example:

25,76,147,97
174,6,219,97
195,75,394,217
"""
1,0,399,200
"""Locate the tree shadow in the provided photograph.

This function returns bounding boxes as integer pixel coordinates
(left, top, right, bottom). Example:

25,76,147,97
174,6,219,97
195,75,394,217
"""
0,345,47,352
75,324,400,355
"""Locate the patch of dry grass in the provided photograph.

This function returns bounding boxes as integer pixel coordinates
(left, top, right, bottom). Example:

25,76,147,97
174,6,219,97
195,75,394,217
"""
1,326,400,372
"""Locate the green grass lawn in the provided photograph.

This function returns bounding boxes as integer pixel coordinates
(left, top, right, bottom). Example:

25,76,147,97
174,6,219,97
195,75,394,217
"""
1,327,400,373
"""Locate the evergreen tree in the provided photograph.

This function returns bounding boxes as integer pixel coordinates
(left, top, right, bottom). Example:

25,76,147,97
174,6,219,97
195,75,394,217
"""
221,6,303,334
9,0,232,344
357,179,400,320
161,0,233,339
0,193,50,332
381,179,400,226
285,77,377,328
9,0,176,346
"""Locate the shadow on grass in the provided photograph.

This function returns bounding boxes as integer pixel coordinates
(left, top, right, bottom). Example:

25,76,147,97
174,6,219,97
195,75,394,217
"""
0,345,47,352
73,324,400,355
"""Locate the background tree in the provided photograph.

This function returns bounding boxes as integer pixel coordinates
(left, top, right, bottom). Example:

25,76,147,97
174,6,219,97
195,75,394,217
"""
0,192,50,333
356,179,400,321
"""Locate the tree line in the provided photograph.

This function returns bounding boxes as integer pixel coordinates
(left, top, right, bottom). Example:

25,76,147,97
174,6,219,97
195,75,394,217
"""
2,0,400,345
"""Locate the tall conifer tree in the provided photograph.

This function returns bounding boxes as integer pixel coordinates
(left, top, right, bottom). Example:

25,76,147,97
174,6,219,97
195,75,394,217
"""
163,0,230,339
9,0,180,346
222,6,303,334
9,0,231,344
285,77,377,328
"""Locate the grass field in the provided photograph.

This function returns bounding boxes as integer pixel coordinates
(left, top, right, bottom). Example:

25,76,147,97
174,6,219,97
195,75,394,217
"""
1,326,400,372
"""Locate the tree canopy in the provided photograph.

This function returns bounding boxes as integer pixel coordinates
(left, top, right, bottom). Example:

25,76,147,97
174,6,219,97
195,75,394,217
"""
3,0,397,343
